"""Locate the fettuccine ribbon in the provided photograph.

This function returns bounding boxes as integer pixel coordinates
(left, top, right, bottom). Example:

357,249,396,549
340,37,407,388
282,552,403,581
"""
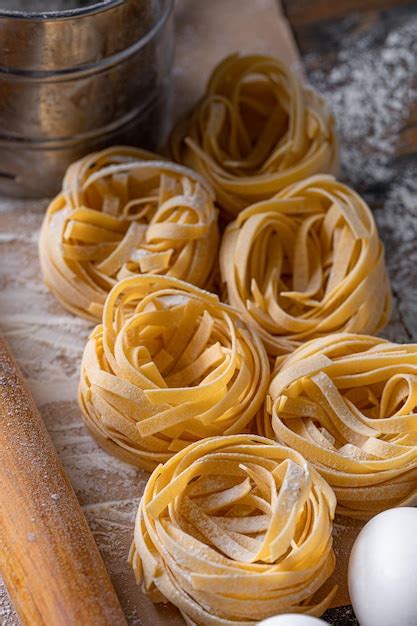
79,276,270,470
39,147,219,321
262,333,417,519
130,434,337,624
170,54,338,217
220,175,391,358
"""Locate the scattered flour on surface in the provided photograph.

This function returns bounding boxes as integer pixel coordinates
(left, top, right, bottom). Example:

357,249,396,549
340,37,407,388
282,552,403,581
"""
306,16,417,190
1,9,416,626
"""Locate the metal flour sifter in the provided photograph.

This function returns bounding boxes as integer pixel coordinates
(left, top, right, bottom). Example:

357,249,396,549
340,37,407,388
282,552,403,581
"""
0,0,174,197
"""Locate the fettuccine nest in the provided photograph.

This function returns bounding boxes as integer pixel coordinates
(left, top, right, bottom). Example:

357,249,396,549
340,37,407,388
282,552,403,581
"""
170,54,338,217
220,175,391,358
129,434,337,625
79,276,270,471
39,147,219,322
261,333,417,519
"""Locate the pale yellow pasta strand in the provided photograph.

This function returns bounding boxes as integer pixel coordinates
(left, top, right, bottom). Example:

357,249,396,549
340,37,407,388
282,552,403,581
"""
170,54,338,218
220,175,391,358
39,146,219,322
79,276,270,470
129,434,337,625
261,333,417,519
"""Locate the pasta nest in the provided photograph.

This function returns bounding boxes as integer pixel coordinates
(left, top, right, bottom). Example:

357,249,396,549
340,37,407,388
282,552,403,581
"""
261,333,417,519
129,434,337,625
39,146,219,322
169,53,338,218
220,175,391,358
79,276,270,471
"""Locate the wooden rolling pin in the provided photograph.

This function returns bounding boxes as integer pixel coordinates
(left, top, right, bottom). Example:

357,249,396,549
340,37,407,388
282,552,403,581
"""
0,337,127,626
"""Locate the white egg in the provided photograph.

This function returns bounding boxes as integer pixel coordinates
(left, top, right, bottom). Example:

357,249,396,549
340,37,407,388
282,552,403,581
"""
257,615,328,626
348,507,417,626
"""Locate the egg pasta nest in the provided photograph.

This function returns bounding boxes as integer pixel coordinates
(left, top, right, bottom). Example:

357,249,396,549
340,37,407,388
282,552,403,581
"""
79,276,270,471
39,146,219,322
170,54,338,217
261,333,417,519
220,175,391,358
129,434,337,625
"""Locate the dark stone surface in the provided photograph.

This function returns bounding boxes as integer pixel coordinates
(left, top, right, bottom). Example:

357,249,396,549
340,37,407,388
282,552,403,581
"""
283,4,417,625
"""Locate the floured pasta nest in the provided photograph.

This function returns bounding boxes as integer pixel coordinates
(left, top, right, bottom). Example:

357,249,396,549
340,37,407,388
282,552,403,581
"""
79,276,270,471
129,434,337,625
261,334,417,519
220,175,391,358
39,147,219,322
170,54,338,218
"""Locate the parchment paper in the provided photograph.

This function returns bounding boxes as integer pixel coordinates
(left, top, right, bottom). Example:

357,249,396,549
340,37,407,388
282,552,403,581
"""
0,2,363,623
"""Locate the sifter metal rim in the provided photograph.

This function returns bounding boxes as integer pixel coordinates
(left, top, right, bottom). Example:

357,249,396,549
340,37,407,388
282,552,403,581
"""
0,0,126,20
0,0,175,78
